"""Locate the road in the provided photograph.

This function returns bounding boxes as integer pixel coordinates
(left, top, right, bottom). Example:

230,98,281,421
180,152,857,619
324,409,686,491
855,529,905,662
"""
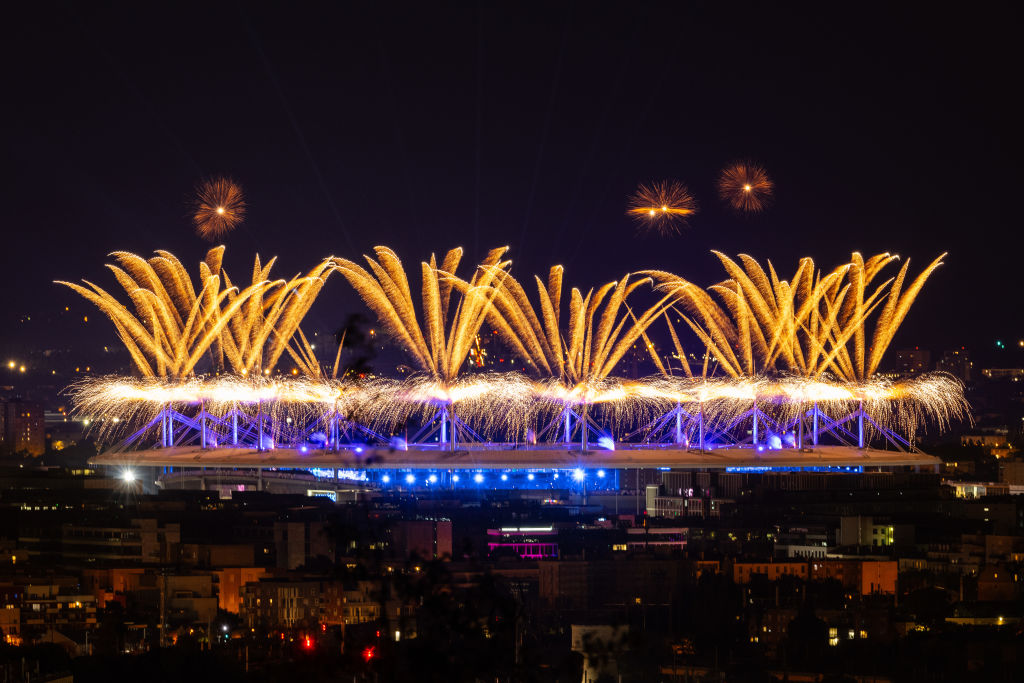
90,443,939,471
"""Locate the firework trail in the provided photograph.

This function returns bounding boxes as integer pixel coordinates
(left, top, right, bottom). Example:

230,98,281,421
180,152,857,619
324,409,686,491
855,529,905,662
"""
479,263,678,440
647,252,946,382
483,265,675,387
60,245,966,448
57,248,334,378
333,246,511,385
219,255,335,376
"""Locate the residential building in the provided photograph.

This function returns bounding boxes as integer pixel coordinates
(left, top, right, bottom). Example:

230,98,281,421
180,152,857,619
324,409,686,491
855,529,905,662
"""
0,399,45,456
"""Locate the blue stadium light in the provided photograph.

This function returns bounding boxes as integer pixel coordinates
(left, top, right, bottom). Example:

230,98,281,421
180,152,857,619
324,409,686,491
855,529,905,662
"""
428,474,438,484
597,469,605,478
473,473,484,484
452,474,460,483
572,468,585,482
405,473,415,485
381,474,391,484
500,473,508,481
527,473,535,481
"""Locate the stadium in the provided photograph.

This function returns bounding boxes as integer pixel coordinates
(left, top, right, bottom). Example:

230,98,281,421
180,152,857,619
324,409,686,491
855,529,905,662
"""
63,246,965,494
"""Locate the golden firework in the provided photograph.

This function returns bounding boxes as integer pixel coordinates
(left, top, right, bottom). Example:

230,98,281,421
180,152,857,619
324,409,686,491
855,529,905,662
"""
61,245,967,447
194,177,246,240
353,373,538,439
627,180,698,235
332,246,511,385
480,262,676,429
717,162,773,213
647,251,946,382
483,266,672,385
57,248,334,378
69,371,968,446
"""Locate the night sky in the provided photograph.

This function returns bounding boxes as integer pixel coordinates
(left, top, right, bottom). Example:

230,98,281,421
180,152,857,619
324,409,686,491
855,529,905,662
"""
3,3,1022,369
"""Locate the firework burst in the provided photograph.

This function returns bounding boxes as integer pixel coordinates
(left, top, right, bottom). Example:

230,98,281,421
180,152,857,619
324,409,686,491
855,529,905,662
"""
627,180,698,235
332,246,512,385
717,162,773,213
194,177,246,240
60,245,968,449
57,247,334,378
481,265,674,385
646,251,946,382
67,372,968,447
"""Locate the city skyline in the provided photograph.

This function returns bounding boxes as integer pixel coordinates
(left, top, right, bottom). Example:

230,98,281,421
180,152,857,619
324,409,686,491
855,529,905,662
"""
2,4,1023,682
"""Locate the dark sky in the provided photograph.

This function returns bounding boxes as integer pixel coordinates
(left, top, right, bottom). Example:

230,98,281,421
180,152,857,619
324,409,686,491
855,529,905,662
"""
3,2,1022,368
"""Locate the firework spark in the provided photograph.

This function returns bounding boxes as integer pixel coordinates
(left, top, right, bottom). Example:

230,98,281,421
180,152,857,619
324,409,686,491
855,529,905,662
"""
67,374,355,444
358,373,538,440
717,162,773,213
627,180,698,235
647,251,946,382
194,177,246,240
478,264,677,440
332,246,516,448
57,248,334,378
482,265,674,386
333,246,511,385
60,245,967,449
69,371,968,446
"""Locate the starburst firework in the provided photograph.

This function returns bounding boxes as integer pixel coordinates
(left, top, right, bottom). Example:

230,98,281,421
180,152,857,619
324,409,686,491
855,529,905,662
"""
627,180,697,235
194,177,246,240
717,162,773,213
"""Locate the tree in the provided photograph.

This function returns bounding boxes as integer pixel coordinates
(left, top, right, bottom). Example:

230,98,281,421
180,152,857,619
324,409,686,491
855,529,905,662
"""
785,600,827,668
334,313,377,378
